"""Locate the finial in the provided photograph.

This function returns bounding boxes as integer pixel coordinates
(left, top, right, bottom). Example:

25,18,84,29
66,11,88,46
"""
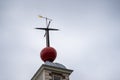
35,16,58,62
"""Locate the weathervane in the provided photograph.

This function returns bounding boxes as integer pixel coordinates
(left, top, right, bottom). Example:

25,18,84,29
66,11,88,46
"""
35,16,59,47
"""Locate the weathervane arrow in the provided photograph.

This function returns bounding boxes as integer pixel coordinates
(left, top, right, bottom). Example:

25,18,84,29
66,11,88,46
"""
35,16,59,47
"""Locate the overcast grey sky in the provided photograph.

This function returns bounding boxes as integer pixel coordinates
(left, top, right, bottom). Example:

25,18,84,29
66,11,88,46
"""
0,0,120,80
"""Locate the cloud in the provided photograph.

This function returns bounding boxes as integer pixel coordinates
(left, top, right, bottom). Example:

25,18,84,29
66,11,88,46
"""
0,0,120,80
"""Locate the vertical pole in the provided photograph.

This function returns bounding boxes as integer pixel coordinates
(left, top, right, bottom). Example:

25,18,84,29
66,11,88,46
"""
45,18,50,47
46,20,51,47
46,30,50,47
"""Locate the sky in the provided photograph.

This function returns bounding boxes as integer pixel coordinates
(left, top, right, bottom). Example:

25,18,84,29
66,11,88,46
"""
0,0,120,80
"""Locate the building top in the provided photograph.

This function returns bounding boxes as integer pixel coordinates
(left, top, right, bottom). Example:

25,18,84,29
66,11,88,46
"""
31,62,73,80
45,61,66,69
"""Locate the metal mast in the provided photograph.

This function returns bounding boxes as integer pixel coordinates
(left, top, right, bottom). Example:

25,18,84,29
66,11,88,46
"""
35,16,59,47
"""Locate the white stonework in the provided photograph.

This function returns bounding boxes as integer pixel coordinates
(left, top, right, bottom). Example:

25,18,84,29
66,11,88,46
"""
31,62,73,80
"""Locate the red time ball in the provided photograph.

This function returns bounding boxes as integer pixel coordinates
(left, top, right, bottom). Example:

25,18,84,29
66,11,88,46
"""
40,47,57,62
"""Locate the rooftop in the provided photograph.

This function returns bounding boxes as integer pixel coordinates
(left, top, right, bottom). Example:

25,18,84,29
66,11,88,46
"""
45,61,66,69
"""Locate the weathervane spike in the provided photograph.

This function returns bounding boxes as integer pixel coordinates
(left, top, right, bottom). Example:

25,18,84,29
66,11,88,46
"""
36,16,59,47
